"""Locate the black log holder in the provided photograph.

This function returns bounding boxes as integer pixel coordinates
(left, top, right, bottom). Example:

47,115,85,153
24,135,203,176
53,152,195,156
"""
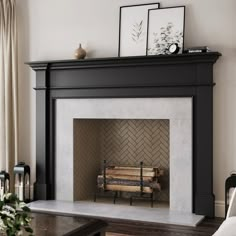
130,162,154,208
94,160,155,207
94,160,118,204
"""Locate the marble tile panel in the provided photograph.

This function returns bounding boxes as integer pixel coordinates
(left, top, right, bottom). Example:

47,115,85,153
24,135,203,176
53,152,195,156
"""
55,98,193,213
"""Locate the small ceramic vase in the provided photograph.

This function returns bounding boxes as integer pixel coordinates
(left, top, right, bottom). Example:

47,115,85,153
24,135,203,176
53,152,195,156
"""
74,44,86,59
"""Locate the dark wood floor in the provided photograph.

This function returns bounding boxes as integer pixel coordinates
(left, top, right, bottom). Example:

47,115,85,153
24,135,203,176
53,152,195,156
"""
106,217,223,236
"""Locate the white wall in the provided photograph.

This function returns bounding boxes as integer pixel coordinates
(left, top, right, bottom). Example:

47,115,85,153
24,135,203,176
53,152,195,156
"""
16,0,236,217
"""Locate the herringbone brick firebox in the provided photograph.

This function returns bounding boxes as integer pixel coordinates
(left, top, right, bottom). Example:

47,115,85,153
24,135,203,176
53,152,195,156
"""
74,119,169,202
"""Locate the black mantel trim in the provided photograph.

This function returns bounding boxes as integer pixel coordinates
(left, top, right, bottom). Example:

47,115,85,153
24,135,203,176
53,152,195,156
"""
26,52,221,71
33,83,216,91
28,52,221,218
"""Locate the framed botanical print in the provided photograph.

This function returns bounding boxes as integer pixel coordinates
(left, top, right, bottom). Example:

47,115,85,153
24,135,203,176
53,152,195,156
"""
147,6,185,55
118,3,160,57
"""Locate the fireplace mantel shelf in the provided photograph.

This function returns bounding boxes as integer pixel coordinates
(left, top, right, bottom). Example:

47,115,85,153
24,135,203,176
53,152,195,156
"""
28,51,221,217
27,52,221,71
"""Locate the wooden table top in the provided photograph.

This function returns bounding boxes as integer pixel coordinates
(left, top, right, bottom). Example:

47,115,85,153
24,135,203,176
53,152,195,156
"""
29,213,106,236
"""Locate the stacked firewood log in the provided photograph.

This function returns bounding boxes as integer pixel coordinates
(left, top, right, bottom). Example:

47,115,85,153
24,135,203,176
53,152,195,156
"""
97,165,163,194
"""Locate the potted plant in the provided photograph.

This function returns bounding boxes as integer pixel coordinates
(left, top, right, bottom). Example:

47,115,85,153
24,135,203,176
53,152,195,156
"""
0,193,33,236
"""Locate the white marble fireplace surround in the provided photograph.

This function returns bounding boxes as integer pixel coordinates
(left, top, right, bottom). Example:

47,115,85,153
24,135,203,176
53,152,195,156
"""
55,97,193,213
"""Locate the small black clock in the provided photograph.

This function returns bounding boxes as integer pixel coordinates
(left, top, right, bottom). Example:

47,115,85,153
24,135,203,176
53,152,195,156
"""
168,43,179,54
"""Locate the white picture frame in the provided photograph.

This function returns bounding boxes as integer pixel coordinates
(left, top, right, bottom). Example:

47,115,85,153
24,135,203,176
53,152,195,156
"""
118,3,160,57
147,6,185,55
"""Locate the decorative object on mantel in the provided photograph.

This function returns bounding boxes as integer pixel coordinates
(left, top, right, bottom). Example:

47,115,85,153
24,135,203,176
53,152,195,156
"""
225,172,236,217
13,162,30,203
184,46,210,53
95,160,163,207
0,193,33,236
118,3,160,57
147,6,185,55
0,171,10,200
168,43,180,54
74,43,87,59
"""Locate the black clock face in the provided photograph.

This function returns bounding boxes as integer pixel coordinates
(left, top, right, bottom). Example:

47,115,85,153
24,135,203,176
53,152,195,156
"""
168,43,179,54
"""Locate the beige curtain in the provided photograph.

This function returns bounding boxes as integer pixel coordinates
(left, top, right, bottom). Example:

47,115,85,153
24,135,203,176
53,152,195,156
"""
0,0,18,177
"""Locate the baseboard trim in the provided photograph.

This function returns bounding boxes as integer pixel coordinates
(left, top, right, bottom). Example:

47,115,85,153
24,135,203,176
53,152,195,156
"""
215,200,225,217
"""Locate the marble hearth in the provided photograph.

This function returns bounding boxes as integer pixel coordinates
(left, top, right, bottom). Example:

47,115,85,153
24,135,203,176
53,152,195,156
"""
29,200,204,226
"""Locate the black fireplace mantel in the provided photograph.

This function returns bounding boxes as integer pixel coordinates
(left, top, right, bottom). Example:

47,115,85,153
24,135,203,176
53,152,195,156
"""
27,52,221,217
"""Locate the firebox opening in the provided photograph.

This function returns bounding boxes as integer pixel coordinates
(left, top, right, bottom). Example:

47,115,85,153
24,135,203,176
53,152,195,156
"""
73,119,169,207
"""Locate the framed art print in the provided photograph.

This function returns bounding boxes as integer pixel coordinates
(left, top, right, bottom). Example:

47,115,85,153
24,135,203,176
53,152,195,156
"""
147,6,185,55
118,3,160,57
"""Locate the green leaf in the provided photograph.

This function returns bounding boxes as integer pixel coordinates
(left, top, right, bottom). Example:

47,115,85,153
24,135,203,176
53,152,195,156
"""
22,206,31,212
25,227,33,233
0,201,4,210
